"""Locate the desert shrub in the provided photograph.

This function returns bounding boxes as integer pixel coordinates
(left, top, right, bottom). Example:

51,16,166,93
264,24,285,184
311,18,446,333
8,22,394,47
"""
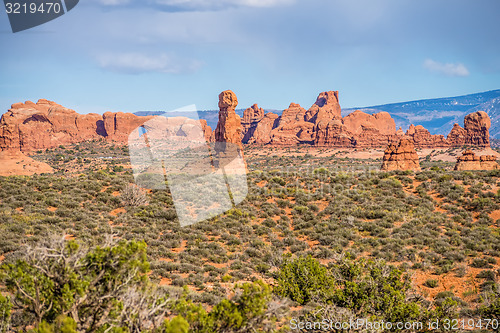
471,258,493,269
275,255,334,305
172,280,278,333
121,184,148,207
477,270,497,281
0,236,154,331
479,289,500,329
0,294,11,333
424,279,439,288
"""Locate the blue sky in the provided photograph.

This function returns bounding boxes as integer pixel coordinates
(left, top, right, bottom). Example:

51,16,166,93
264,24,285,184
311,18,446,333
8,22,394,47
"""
1,0,499,114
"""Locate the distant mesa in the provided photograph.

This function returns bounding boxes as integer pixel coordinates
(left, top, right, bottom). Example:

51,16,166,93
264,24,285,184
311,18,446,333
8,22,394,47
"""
381,138,421,172
454,150,499,171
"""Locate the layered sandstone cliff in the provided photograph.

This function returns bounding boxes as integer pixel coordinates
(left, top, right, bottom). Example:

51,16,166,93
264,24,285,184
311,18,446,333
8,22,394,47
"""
381,139,421,171
454,150,499,171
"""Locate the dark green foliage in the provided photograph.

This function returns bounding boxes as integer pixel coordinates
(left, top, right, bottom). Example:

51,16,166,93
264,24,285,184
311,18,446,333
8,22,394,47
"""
328,256,426,323
424,279,439,288
173,280,279,333
0,294,11,333
274,255,334,305
0,237,150,331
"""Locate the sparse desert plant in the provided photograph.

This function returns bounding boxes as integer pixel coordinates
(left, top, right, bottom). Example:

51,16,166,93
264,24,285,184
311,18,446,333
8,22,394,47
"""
121,183,148,207
424,279,439,288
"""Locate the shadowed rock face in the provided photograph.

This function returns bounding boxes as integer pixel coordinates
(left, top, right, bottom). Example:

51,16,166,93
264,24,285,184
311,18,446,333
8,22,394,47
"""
381,139,421,171
241,104,265,143
454,150,499,170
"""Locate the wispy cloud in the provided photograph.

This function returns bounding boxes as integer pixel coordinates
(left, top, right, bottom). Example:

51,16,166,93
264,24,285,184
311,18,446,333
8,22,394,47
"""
96,52,202,74
91,0,131,5
423,59,470,77
91,0,294,10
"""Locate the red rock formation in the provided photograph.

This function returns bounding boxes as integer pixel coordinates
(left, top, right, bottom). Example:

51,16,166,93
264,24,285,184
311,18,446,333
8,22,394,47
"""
103,112,154,142
342,110,398,147
278,103,307,127
381,139,421,171
0,100,214,152
215,90,243,149
0,100,106,151
446,112,490,147
343,111,396,135
239,91,492,149
1,92,493,153
271,103,314,144
454,150,499,170
241,104,264,143
314,119,354,147
405,124,447,148
305,91,341,123
247,113,279,144
213,90,246,171
242,104,264,124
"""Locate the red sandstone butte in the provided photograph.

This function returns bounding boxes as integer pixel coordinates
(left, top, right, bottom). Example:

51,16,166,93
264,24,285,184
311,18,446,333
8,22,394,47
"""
454,149,499,171
381,138,421,171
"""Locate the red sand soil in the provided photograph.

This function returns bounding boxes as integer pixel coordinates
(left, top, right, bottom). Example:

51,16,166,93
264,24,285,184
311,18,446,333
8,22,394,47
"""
0,150,53,176
110,208,126,217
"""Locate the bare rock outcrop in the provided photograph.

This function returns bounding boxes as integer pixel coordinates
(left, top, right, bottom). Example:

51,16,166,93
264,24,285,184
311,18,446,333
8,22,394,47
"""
240,90,492,149
454,150,499,170
241,104,265,143
271,103,314,144
381,138,421,171
305,91,341,123
213,90,245,172
215,90,243,150
343,111,396,136
405,124,447,148
447,111,490,147
0,99,214,153
103,112,154,142
0,100,107,151
247,113,279,144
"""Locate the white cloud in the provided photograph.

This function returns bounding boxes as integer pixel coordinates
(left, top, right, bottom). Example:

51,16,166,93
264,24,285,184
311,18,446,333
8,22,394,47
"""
157,0,293,8
92,0,131,5
423,59,470,77
91,0,294,10
96,52,202,74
